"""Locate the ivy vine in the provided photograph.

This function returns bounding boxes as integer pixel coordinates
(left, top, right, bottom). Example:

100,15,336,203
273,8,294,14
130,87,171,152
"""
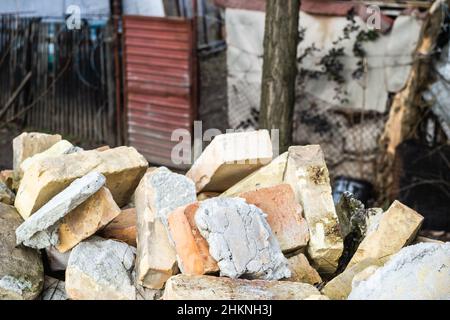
297,10,379,105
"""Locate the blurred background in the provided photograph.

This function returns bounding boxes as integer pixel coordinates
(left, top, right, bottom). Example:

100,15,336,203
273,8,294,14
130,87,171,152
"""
0,0,448,238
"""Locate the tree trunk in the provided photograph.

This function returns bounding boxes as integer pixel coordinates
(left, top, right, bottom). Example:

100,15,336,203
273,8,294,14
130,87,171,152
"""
259,0,300,153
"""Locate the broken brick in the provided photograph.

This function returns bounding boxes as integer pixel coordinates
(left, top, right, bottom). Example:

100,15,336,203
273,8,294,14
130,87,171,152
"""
99,208,137,247
56,187,121,253
239,184,309,253
284,145,343,274
167,203,219,275
186,130,273,193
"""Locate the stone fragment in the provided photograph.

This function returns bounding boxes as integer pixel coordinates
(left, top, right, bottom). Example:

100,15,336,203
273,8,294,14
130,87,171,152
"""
321,258,383,300
347,200,424,268
195,197,290,280
15,172,106,249
135,285,163,300
0,203,44,300
66,237,137,300
283,145,343,274
20,140,75,174
56,187,121,252
221,152,288,197
239,184,309,253
135,167,196,289
15,146,148,218
0,181,15,205
348,243,450,300
0,170,14,190
163,274,321,300
45,247,70,271
167,203,219,275
335,191,366,239
95,145,110,152
413,236,444,244
12,132,61,172
286,253,322,285
197,192,220,201
99,208,137,247
186,130,273,193
39,276,67,300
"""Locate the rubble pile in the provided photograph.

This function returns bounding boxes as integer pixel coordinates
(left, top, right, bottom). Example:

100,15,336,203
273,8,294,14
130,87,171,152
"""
0,130,448,300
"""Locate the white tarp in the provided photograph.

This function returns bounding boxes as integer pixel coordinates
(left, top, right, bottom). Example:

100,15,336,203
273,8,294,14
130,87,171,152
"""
423,43,450,139
0,0,110,17
226,9,265,129
226,8,423,129
122,0,165,17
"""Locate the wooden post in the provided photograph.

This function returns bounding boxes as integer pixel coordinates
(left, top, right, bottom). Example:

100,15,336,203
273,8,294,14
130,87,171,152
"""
259,0,300,153
376,0,447,205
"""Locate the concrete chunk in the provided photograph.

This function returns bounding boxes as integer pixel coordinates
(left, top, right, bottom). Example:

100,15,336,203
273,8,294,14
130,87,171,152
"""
186,130,273,193
163,274,321,300
12,132,61,172
99,208,137,247
195,197,290,280
0,181,15,205
347,200,424,268
284,145,343,274
14,146,148,219
221,152,288,197
15,172,106,249
239,184,309,253
286,253,322,285
348,243,450,300
66,237,137,300
167,203,219,275
135,167,197,289
0,204,44,300
56,187,121,252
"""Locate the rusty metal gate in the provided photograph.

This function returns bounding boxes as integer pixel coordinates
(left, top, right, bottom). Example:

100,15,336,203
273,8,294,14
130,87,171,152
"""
0,16,117,146
122,16,197,169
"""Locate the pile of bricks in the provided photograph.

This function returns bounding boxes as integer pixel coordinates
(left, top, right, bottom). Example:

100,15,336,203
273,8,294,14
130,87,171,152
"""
0,130,448,300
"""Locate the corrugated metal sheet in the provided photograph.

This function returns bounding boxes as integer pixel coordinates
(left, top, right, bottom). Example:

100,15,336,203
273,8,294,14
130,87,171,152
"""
123,16,197,169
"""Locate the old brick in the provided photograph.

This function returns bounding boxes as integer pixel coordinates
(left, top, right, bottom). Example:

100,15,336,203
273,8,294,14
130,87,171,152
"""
195,197,290,280
347,200,424,268
284,145,343,274
239,184,309,253
286,253,322,285
321,258,382,300
135,167,196,289
163,274,322,300
14,146,148,219
186,130,273,193
15,172,106,249
12,132,61,173
56,187,121,252
99,208,137,247
221,152,288,197
167,203,218,275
